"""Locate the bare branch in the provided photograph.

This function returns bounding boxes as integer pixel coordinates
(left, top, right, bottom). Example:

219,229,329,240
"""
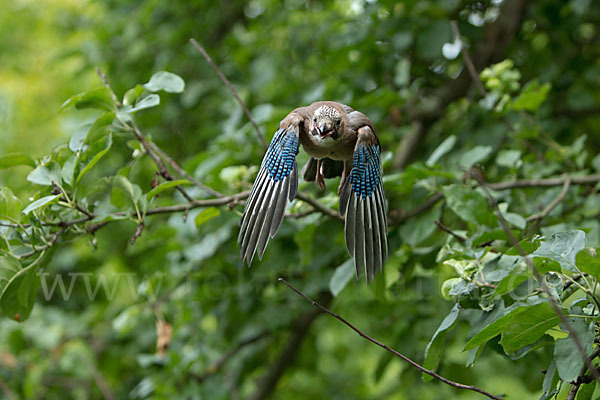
193,331,270,383
95,67,122,107
129,120,195,203
295,192,342,221
525,176,571,223
249,292,332,400
473,174,600,383
189,39,267,148
0,377,16,400
278,278,504,400
147,141,223,197
566,347,600,400
434,219,466,242
450,20,487,97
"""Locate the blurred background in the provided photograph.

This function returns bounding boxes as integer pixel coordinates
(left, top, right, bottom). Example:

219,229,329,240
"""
1,0,600,399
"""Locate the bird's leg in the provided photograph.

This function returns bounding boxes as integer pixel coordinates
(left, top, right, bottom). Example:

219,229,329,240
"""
316,159,326,189
338,160,349,196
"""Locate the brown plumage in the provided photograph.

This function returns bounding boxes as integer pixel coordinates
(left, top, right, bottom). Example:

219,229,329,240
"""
238,101,388,282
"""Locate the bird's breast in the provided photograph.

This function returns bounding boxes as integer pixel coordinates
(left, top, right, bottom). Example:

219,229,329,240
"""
300,130,355,160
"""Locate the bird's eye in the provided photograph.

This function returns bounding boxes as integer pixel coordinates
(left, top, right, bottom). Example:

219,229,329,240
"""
335,119,341,127
313,117,317,124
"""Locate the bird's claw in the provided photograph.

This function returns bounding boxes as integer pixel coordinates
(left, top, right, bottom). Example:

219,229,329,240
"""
316,174,326,189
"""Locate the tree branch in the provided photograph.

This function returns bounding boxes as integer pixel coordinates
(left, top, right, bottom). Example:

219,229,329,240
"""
192,331,270,383
129,120,195,203
525,176,571,223
249,292,332,400
450,20,487,97
393,0,526,169
147,141,223,198
473,174,600,384
189,39,267,148
278,278,503,400
566,347,600,400
295,192,342,221
389,174,600,225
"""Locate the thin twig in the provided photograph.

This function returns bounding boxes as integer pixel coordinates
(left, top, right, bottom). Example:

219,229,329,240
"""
389,174,600,225
525,176,571,223
92,367,115,400
130,223,145,245
189,39,267,148
147,141,223,198
474,175,600,383
566,347,600,400
450,20,487,97
434,219,466,242
19,226,66,258
95,67,122,107
193,331,270,383
295,192,342,221
0,377,16,400
278,278,504,400
129,120,195,203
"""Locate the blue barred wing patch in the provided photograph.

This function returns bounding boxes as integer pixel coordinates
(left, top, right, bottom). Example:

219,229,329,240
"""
239,125,300,266
264,128,299,181
350,144,381,199
340,133,388,283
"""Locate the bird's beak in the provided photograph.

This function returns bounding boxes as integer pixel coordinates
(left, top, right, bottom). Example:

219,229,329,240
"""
318,123,333,137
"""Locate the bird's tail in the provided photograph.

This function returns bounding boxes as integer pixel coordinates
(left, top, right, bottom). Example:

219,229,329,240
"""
301,157,345,181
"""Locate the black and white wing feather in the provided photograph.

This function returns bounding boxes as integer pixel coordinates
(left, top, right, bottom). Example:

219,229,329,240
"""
339,126,388,282
238,123,300,265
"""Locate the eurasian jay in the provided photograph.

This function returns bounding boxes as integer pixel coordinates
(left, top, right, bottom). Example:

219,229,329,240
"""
238,101,388,282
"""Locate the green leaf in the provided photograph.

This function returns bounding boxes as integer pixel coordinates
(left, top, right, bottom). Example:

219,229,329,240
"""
575,381,595,400
22,195,61,215
329,259,354,296
511,80,551,112
442,184,497,227
146,180,191,201
499,302,561,353
496,150,522,169
423,304,460,381
76,134,113,184
458,145,492,169
540,359,559,400
87,112,115,144
61,154,77,187
62,86,114,111
493,260,531,296
393,58,410,87
27,163,61,186
128,94,160,113
143,71,185,93
399,207,440,246
426,135,456,166
111,175,143,212
576,248,600,278
0,153,36,169
463,297,545,350
0,187,22,222
532,230,586,273
123,84,145,106
194,207,221,227
0,255,41,321
69,123,92,152
554,318,594,382
504,211,526,229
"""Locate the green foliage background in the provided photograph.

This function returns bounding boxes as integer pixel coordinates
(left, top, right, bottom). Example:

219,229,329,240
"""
1,0,600,399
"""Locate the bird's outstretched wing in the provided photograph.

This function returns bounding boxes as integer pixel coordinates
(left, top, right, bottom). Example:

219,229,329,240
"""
339,126,388,282
238,116,301,265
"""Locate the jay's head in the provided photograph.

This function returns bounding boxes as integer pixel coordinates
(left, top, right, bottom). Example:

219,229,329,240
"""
312,105,343,140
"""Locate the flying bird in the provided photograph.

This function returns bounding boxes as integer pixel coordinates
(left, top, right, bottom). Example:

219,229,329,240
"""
238,101,388,281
